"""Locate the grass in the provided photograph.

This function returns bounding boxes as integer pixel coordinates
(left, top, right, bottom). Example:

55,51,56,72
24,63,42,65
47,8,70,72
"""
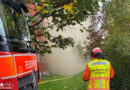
38,72,87,90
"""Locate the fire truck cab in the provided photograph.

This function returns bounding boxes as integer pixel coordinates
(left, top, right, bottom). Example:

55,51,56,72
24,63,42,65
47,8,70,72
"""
0,0,39,90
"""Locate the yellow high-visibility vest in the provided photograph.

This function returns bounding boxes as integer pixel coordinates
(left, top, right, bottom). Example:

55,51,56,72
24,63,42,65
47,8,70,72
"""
87,59,110,90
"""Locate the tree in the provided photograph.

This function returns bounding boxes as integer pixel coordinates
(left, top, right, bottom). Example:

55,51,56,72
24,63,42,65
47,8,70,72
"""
26,0,105,55
103,0,130,89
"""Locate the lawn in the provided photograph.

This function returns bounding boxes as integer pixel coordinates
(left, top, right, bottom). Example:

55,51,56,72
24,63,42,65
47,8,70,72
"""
38,72,87,90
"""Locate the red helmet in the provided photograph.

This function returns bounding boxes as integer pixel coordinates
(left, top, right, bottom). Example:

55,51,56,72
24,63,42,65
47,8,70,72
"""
92,47,103,58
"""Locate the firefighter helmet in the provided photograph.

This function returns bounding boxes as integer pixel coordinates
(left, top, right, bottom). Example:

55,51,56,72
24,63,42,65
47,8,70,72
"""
92,47,104,58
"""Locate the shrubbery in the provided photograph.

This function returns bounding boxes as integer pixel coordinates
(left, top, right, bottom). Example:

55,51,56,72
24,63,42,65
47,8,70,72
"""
103,0,130,90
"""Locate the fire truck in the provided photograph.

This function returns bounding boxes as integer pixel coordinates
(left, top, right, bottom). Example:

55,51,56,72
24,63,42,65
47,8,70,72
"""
0,0,39,90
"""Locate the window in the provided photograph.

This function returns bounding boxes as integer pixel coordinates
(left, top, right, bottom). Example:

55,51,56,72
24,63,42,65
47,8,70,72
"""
0,1,31,42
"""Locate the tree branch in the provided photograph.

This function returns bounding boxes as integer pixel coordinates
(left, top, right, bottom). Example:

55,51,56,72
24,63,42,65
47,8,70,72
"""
30,8,63,27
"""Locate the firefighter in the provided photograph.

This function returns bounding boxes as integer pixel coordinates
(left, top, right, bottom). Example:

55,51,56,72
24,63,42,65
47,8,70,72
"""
83,47,114,90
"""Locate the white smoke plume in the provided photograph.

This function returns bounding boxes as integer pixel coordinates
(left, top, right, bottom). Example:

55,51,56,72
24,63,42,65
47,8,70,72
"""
44,17,92,76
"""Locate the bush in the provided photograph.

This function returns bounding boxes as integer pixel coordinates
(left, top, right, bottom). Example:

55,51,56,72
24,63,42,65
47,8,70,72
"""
102,0,130,90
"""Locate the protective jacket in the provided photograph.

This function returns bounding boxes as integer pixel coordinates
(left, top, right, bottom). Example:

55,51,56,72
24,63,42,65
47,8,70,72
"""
83,58,114,90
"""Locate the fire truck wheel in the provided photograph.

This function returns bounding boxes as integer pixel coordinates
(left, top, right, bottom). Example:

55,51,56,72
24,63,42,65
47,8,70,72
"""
32,70,37,90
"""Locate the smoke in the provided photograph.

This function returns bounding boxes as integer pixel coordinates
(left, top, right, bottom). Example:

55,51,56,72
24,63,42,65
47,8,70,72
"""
44,17,92,76
45,48,85,76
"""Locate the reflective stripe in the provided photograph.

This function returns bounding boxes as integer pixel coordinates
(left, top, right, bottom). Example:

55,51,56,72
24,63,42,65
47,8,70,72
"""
91,62,108,66
88,89,109,90
2,75,17,80
105,80,107,88
2,70,32,80
99,80,101,88
90,77,109,80
13,54,31,56
0,55,12,58
0,54,31,57
0,54,31,58
17,70,32,76
92,80,94,88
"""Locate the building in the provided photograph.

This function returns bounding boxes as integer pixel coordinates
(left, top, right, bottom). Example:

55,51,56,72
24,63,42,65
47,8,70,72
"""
25,0,49,79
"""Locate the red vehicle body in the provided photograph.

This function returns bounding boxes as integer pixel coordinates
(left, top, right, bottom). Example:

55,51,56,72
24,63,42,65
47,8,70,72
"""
0,0,40,90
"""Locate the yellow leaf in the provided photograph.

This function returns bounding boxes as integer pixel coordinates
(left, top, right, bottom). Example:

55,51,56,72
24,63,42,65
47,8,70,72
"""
41,0,44,3
43,4,49,7
73,0,77,3
36,6,42,12
43,10,48,14
63,3,74,14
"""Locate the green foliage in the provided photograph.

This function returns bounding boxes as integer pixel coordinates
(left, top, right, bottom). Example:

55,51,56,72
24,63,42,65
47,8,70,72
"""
26,0,103,55
103,0,130,89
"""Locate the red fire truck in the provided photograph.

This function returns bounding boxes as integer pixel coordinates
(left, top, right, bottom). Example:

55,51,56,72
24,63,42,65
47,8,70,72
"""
0,0,39,90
